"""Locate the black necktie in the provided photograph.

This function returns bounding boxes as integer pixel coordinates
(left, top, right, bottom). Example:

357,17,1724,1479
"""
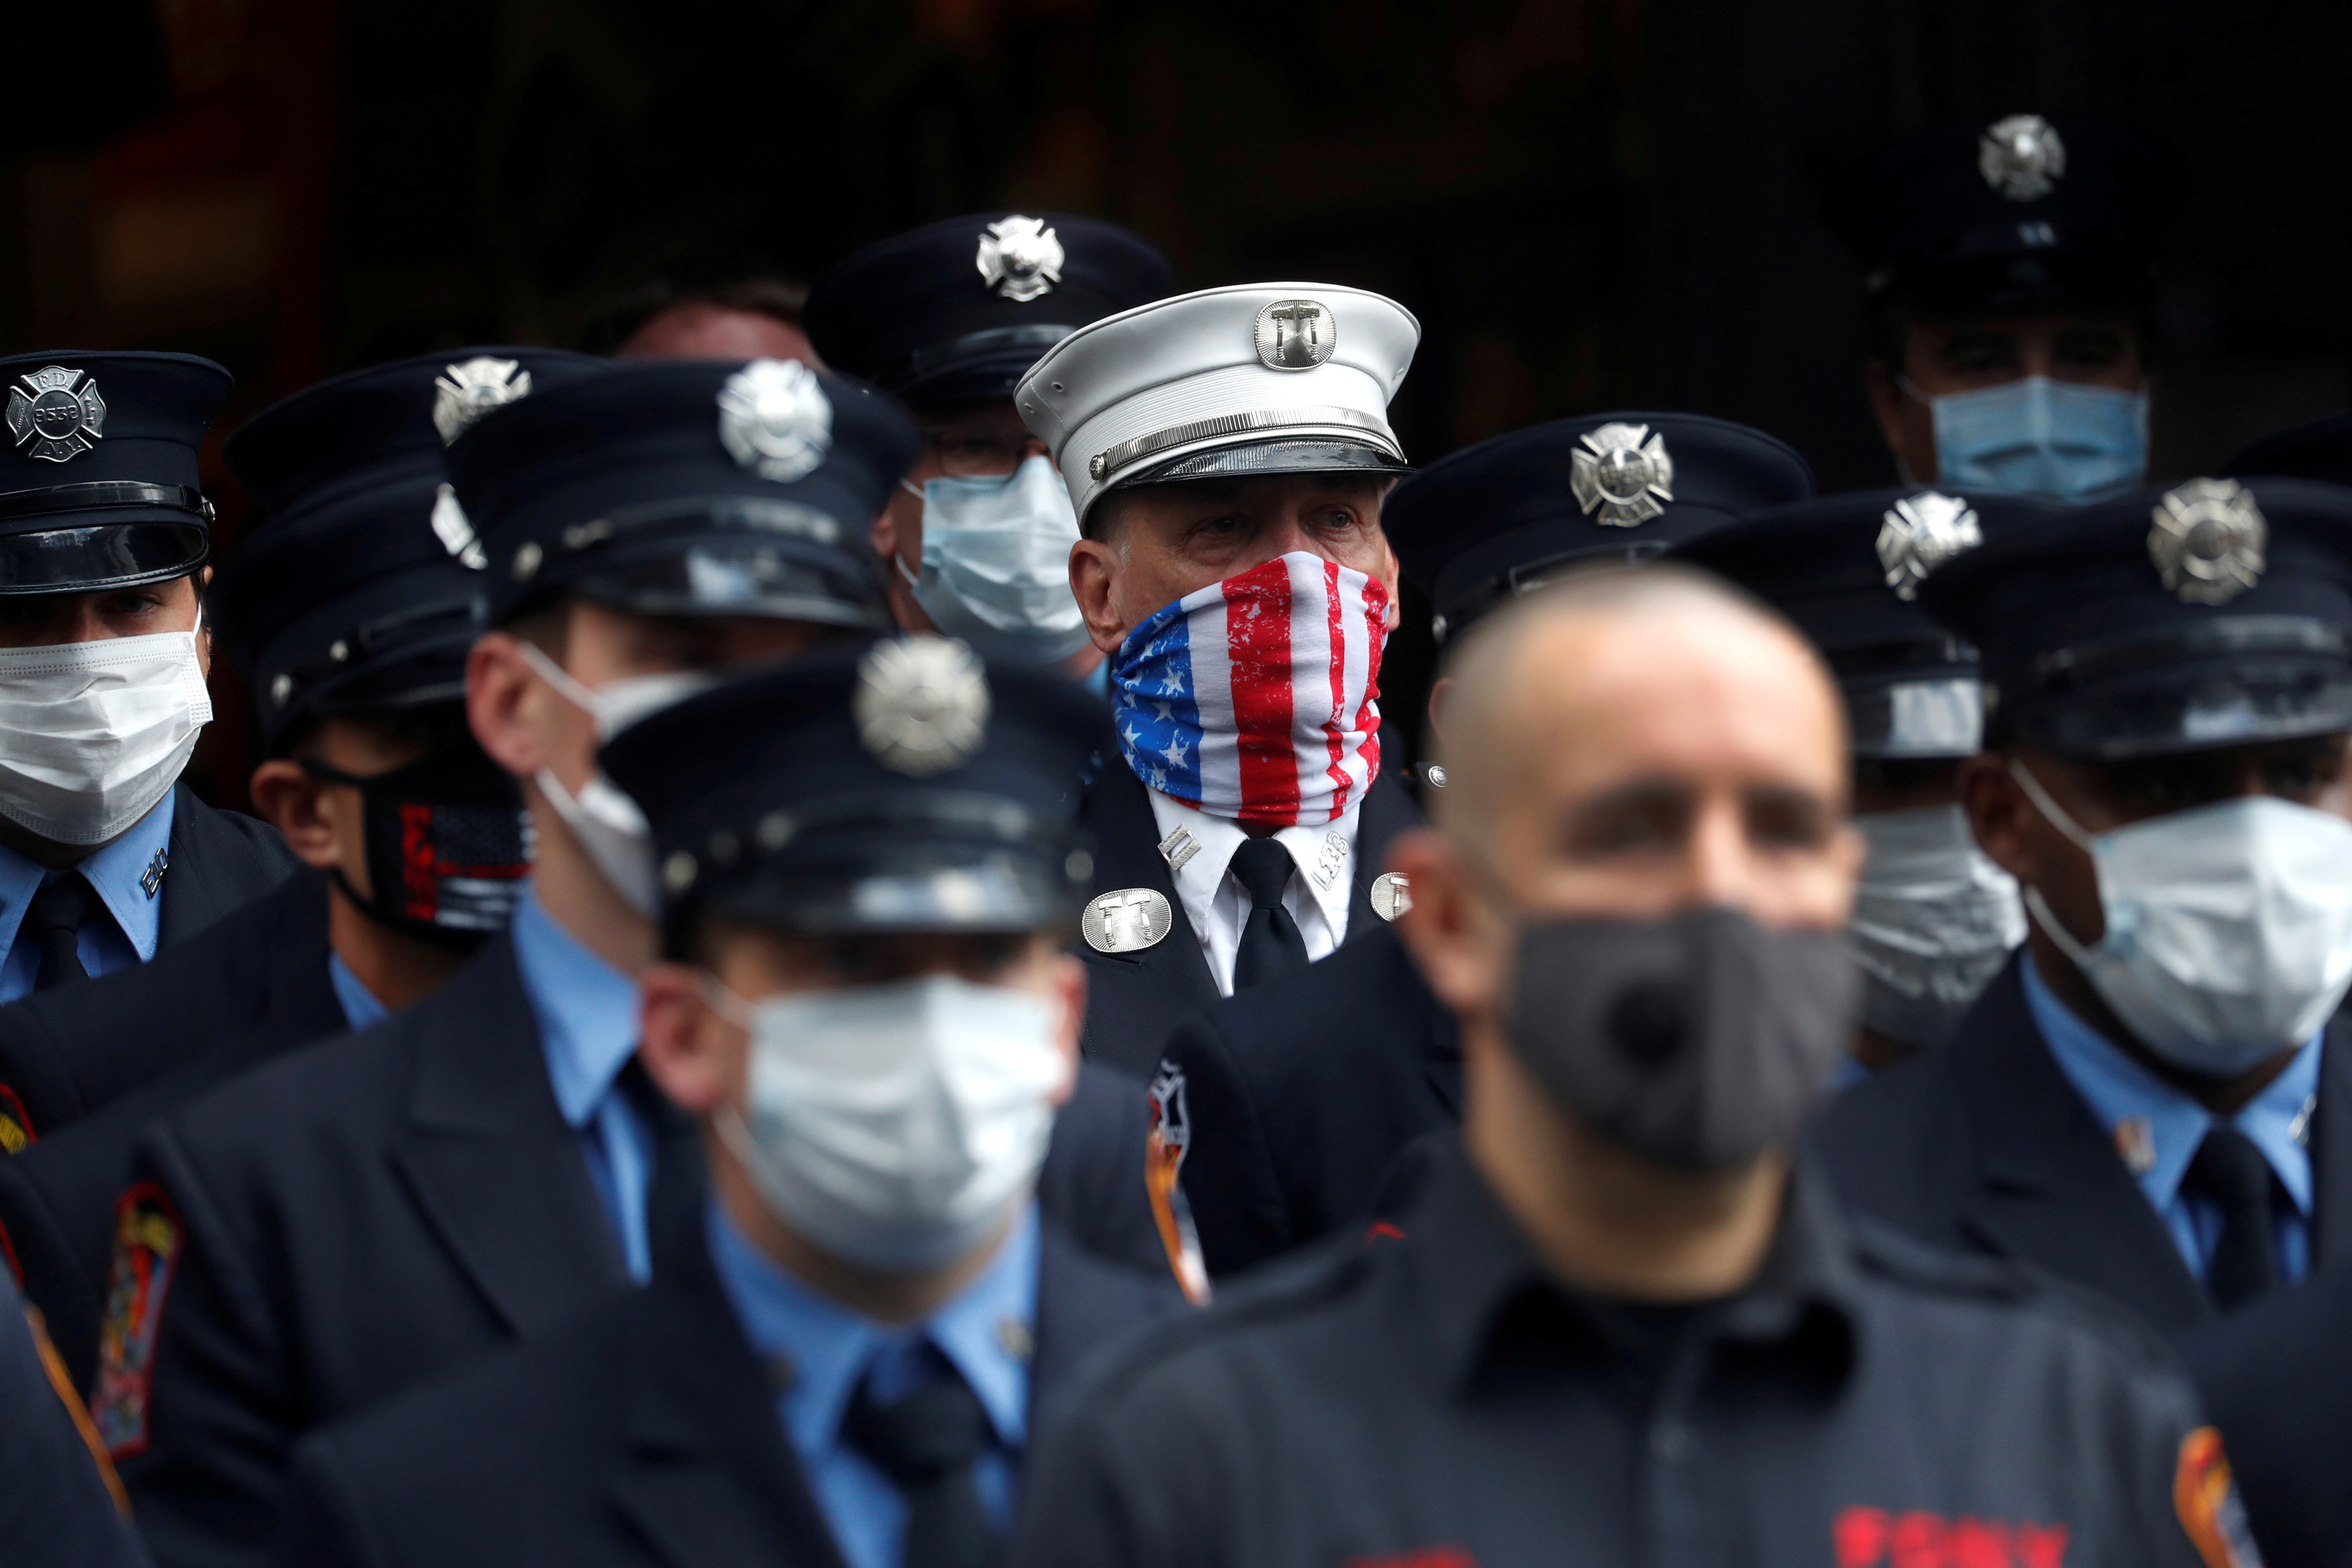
1228,837,1308,992
26,875,95,993
842,1346,1004,1568
2183,1125,2284,1310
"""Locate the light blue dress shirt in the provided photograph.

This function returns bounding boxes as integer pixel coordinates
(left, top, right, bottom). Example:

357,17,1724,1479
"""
2023,954,2318,1283
706,1196,1038,1568
509,887,653,1282
0,790,177,1004
326,953,388,1033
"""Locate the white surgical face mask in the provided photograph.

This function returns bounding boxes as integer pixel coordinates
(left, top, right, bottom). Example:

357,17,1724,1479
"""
0,617,212,846
897,455,1089,665
518,642,715,917
1850,804,2027,1051
714,974,1072,1272
2010,758,2352,1075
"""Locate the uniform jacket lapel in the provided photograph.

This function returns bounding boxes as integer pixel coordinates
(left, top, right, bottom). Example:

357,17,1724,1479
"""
390,935,632,1336
1950,963,2212,1330
1076,759,1220,1068
609,1218,849,1568
2308,1014,2352,1268
155,783,298,948
1341,770,1423,949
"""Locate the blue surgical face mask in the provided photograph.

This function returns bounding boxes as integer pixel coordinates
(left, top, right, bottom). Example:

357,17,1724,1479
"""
898,455,1090,665
1904,374,2147,503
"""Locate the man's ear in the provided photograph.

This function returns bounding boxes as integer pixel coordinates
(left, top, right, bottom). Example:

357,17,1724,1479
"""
467,630,557,780
1425,675,1453,748
637,962,735,1116
1069,536,1128,655
1389,829,1504,1022
248,758,339,871
1959,751,2034,884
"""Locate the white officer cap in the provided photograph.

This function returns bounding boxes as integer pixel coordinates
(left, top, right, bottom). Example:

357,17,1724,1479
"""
1015,282,1421,527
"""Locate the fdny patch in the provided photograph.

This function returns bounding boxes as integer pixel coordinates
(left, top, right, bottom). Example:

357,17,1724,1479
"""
1834,1507,2071,1568
0,1083,33,1153
2176,1426,2266,1568
1145,1062,1211,1305
91,1182,183,1459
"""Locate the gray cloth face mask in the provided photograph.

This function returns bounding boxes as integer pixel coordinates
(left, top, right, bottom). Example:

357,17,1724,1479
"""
1508,908,1860,1171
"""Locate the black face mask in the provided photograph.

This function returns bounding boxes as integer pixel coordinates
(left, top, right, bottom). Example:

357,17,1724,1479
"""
303,742,533,952
1507,908,1858,1171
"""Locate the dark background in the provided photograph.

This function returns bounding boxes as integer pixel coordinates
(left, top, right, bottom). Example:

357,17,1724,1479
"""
4,0,2347,796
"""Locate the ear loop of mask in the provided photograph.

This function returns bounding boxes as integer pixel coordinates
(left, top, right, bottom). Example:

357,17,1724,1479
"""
2004,757,2106,965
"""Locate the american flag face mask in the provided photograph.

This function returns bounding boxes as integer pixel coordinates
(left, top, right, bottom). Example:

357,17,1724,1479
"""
1110,551,1388,829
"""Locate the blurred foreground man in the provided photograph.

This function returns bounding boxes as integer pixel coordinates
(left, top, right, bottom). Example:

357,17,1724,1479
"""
276,644,1185,1568
1682,487,2047,1071
0,352,292,1029
0,348,593,1391
1164,412,1813,1277
1814,477,2352,1332
1825,116,2172,501
1017,569,2238,1568
806,213,1173,677
1018,285,1425,1074
105,359,922,1568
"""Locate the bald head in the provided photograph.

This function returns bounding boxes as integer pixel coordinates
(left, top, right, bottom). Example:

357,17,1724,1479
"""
1429,564,1857,926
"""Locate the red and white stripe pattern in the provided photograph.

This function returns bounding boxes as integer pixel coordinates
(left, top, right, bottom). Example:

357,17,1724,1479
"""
1112,550,1388,828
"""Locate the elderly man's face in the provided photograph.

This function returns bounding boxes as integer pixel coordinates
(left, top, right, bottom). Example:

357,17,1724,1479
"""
1068,474,1400,655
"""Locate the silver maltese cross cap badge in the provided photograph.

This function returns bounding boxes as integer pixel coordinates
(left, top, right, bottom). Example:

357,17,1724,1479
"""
432,358,532,445
1254,299,1338,371
2149,477,2267,606
6,366,105,463
855,635,991,777
1980,114,2067,201
976,216,1065,303
1570,422,1674,527
717,358,833,483
1082,887,1174,954
1877,491,1984,601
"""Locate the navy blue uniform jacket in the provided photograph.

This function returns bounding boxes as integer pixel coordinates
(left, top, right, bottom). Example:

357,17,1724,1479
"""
1015,1147,2216,1568
272,1207,1185,1568
1162,921,1458,1277
0,872,342,1392
1809,954,2352,1334
0,784,299,1143
1074,758,1422,1079
0,1269,149,1567
2180,1256,2352,1568
110,931,1173,1568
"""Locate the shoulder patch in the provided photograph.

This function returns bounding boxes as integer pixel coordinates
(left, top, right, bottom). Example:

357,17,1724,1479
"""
90,1182,183,1459
0,1083,34,1153
1146,1061,1211,1305
2175,1426,2265,1568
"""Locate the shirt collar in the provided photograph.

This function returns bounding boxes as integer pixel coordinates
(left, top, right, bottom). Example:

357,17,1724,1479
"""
1403,1137,1860,1398
704,1196,1040,1455
509,884,641,1127
327,951,389,1033
0,789,176,964
2021,954,2319,1216
1144,789,1361,931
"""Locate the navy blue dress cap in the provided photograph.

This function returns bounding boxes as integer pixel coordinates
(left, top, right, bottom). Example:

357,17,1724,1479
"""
0,350,231,596
2220,408,2352,489
1917,476,2352,761
1682,487,2063,760
218,347,606,750
445,358,918,629
1385,411,1813,642
804,212,1175,407
1821,115,2177,315
600,636,1105,939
